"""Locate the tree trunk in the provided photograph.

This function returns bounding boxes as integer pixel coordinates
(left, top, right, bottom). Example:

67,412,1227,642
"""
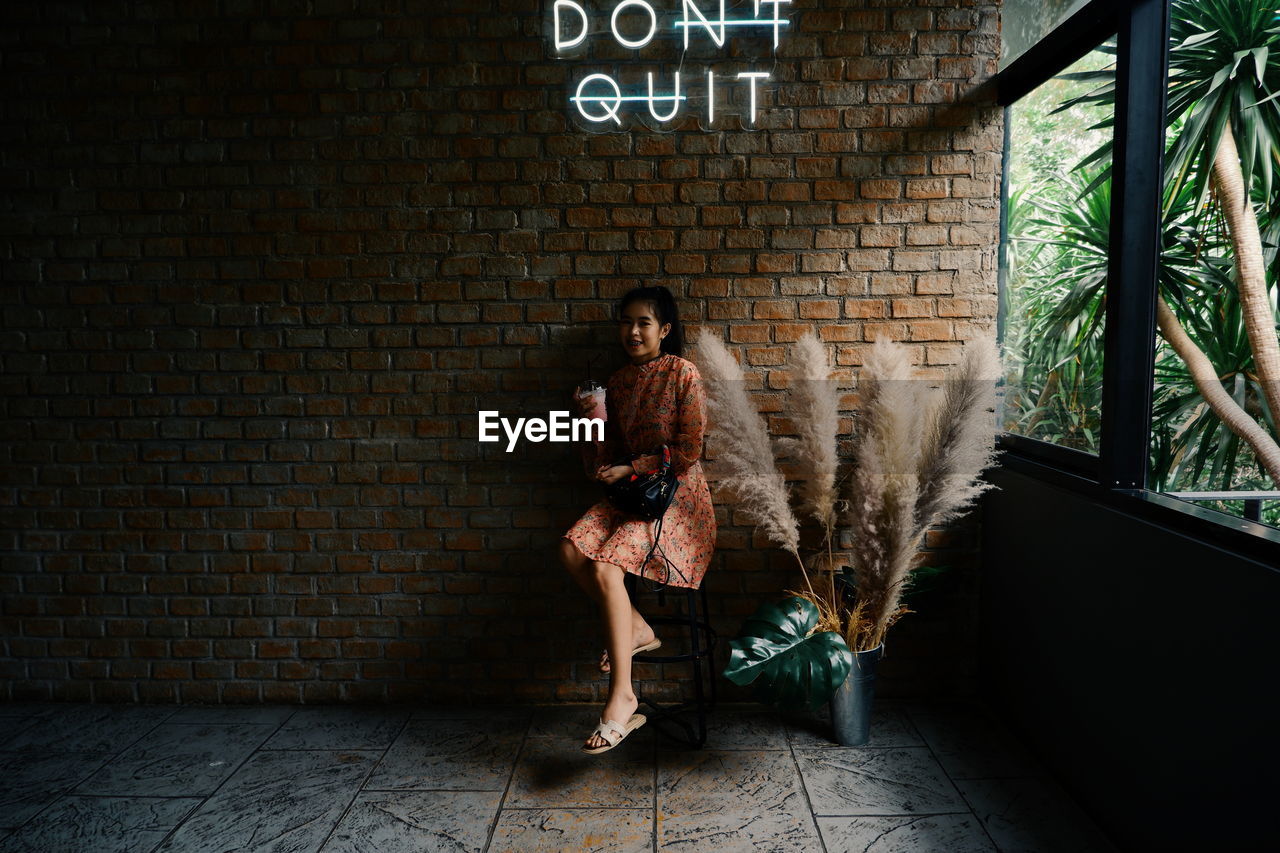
1212,124,1280,435
1155,296,1280,483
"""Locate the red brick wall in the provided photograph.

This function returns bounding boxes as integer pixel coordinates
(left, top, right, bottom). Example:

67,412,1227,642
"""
0,0,1001,704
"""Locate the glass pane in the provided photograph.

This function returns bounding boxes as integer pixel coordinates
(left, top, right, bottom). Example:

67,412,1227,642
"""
1150,0,1280,530
999,43,1115,453
1000,0,1092,70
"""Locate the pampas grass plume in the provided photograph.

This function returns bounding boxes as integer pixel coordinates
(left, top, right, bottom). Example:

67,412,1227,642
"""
847,337,923,649
915,337,1002,532
779,332,839,538
694,330,801,557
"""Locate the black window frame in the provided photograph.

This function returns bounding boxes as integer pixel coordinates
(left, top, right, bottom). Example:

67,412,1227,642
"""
993,0,1280,562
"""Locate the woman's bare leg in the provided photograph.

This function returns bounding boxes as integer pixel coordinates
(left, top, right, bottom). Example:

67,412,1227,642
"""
558,539,653,671
585,559,640,750
559,538,606,605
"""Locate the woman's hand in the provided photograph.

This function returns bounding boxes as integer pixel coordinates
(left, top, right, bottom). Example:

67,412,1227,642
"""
572,392,595,418
595,464,634,485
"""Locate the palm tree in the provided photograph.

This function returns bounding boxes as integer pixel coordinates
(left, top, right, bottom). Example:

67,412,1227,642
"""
1041,0,1280,484
1157,0,1280,481
1004,172,1108,451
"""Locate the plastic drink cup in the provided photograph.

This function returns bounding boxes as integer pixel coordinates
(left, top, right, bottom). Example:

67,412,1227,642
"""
577,380,607,422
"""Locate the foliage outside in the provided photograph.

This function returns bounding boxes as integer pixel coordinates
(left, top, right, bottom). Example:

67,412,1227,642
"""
1003,0,1280,526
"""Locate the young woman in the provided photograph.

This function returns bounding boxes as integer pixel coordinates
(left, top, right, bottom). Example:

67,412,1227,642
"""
559,286,716,754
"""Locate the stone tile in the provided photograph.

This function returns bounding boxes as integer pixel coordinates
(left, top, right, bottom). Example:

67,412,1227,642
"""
410,704,531,722
0,752,108,829
657,750,820,850
656,707,789,751
506,734,654,809
0,795,200,853
73,723,273,797
527,705,609,739
0,705,175,754
319,790,501,853
0,704,64,719
786,705,924,749
364,718,523,791
795,747,967,816
658,749,802,812
658,808,821,852
908,708,1042,780
263,706,410,751
154,749,379,853
489,808,652,853
0,721,40,752
165,705,297,727
956,777,1121,853
817,814,997,852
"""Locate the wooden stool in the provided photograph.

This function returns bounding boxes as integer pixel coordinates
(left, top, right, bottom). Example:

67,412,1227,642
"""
625,574,718,747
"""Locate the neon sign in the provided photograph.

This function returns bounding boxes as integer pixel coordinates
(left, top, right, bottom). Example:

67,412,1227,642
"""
550,0,791,128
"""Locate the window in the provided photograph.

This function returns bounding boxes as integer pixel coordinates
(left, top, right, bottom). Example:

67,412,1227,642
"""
994,0,1280,550
1000,0,1094,70
1147,0,1280,529
1000,43,1115,455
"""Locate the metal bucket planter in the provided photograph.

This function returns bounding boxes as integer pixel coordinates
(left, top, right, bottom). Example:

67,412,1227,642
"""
829,643,884,746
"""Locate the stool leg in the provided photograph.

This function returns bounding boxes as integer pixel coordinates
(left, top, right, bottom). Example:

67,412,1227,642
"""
686,588,707,746
701,584,717,711
628,581,716,749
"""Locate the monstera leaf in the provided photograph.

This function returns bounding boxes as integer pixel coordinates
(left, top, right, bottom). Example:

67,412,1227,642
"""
723,596,852,711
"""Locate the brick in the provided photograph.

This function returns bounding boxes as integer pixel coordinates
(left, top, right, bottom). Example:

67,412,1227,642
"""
756,253,796,273
907,224,948,246
815,229,858,249
893,251,937,272
860,179,900,199
734,278,775,297
844,298,889,319
846,249,891,271
916,272,956,294
665,254,706,274
892,297,934,317
797,157,838,178
908,319,954,341
937,297,976,317
860,226,902,248
729,324,771,343
906,178,948,199
835,203,879,224
799,300,840,320
801,253,843,272
819,324,861,342
753,300,794,320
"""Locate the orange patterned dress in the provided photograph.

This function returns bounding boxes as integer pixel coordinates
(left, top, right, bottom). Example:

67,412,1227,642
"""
564,352,716,589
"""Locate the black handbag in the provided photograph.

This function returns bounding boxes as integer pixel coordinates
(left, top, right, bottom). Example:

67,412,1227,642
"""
605,445,679,520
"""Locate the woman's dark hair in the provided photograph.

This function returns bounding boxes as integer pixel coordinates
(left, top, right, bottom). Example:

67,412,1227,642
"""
618,285,683,356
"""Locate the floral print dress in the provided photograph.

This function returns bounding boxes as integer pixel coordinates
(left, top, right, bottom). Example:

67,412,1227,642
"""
564,353,716,589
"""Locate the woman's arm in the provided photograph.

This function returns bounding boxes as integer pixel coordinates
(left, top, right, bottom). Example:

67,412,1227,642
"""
578,385,626,478
669,361,706,474
632,361,706,477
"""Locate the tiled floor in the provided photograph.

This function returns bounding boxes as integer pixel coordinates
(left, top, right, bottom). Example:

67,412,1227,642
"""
0,699,1120,852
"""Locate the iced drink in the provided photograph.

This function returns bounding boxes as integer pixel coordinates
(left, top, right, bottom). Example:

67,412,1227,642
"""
577,379,607,423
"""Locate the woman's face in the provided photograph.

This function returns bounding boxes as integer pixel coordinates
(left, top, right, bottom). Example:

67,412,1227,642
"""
619,301,671,364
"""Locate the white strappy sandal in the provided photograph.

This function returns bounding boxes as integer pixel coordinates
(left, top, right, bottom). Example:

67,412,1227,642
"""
581,713,647,754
